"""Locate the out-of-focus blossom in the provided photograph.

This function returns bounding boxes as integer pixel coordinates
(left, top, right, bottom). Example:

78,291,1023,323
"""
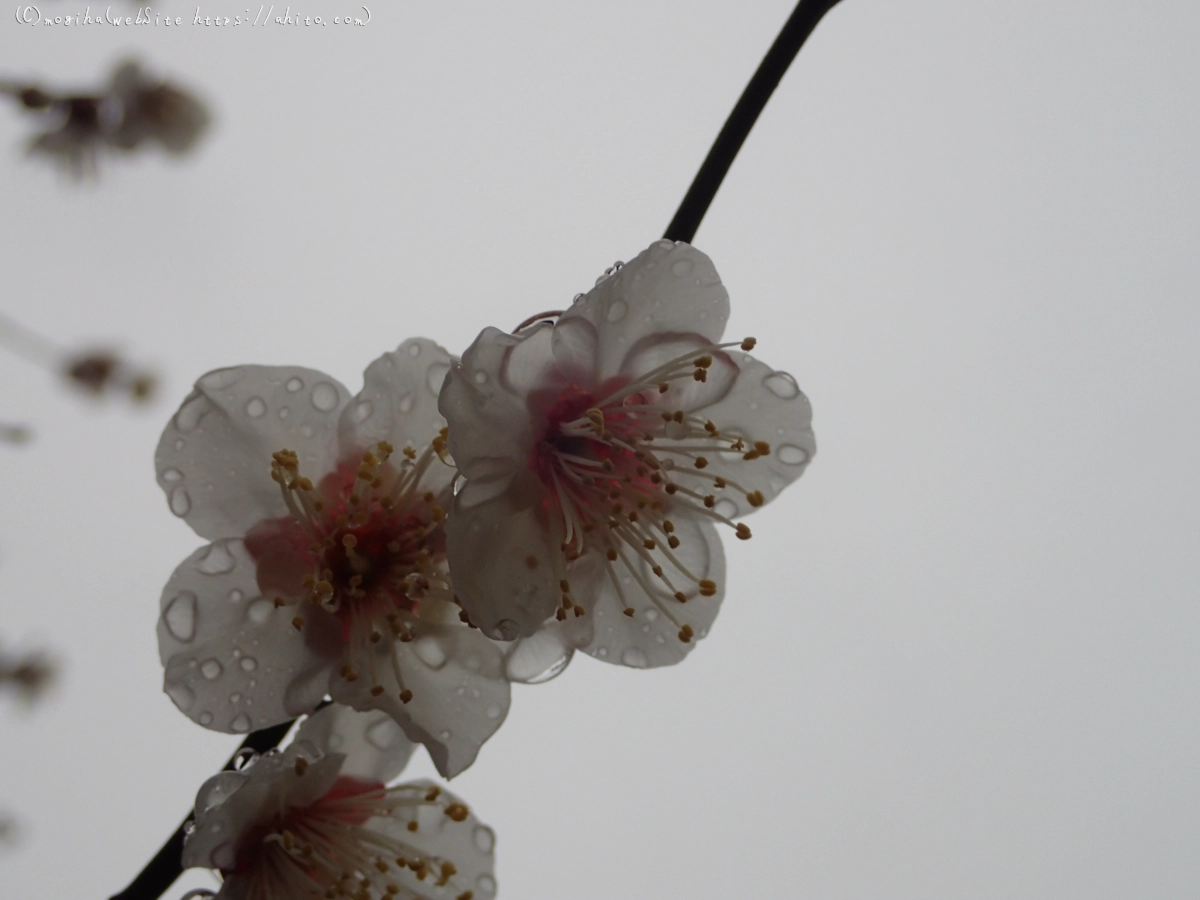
439,240,815,674
63,350,157,402
0,644,56,705
1,58,209,177
183,704,497,900
0,423,32,444
156,341,509,778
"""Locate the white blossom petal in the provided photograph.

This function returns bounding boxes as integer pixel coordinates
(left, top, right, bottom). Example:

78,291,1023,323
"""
561,240,730,382
576,514,726,668
445,488,562,640
338,339,457,495
689,350,816,518
294,704,417,784
330,624,510,779
156,366,351,542
158,538,335,734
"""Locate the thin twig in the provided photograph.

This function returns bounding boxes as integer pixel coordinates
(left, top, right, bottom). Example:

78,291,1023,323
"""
664,0,843,243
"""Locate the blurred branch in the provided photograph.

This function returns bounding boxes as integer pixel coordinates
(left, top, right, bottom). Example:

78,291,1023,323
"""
664,0,844,243
0,645,55,706
0,423,32,445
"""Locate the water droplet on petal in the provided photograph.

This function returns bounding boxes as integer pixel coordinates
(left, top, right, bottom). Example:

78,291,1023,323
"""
200,659,223,680
412,636,448,670
426,362,451,396
762,371,800,399
485,703,503,720
473,825,496,854
230,692,241,703
491,619,519,642
396,391,414,413
166,682,195,711
473,370,488,384
778,444,809,466
246,599,274,625
228,589,244,603
407,343,422,357
299,424,315,438
197,542,236,575
671,258,694,277
199,711,214,726
310,382,339,412
286,377,304,393
438,729,452,741
606,299,628,323
596,647,608,658
175,394,212,432
240,657,257,672
621,647,649,668
173,438,185,451
350,400,372,424
244,397,267,418
169,486,192,517
200,368,243,390
162,468,183,483
366,718,401,750
164,592,198,642
231,713,252,733
476,874,497,896
714,498,738,518
644,609,659,622
278,406,290,419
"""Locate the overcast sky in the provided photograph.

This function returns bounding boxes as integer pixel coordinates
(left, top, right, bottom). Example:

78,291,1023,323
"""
1,2,1199,898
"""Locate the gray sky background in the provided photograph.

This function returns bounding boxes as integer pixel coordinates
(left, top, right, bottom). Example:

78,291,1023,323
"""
1,1,1198,898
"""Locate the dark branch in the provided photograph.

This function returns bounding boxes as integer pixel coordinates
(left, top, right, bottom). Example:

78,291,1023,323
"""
108,719,297,900
664,0,843,243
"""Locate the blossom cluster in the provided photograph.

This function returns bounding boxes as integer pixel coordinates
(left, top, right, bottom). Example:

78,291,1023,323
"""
156,240,815,898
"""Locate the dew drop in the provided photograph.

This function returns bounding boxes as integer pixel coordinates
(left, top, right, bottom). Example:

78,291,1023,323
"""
778,444,809,466
621,647,649,668
200,659,223,681
240,657,258,672
366,718,401,750
244,397,267,418
175,394,211,432
310,382,339,412
231,713,252,733
491,619,519,642
412,636,448,670
286,377,304,393
299,424,315,438
169,486,192,517
407,342,422,357
714,498,738,518
161,468,183,483
426,362,451,396
473,370,488,385
229,692,241,703
596,647,609,658
228,589,244,603
199,711,214,726
200,368,243,390
396,392,415,413
485,704,503,720
438,729,452,741
164,592,198,642
350,400,372,424
476,874,497,896
671,257,694,277
166,682,195,711
762,371,800,399
473,825,496,854
197,542,236,575
606,299,628,323
278,406,290,419
246,599,274,625
174,438,185,451
644,609,659,622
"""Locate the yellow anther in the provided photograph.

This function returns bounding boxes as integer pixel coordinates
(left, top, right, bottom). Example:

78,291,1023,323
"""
458,893,475,900
643,538,657,549
349,574,363,588
562,594,573,609
665,483,679,495
741,337,757,350
292,615,305,630
425,786,441,802
586,408,605,431
743,449,761,460
403,446,417,459
294,757,309,776
693,368,707,382
679,624,695,643
623,608,635,617
302,574,315,587
703,495,715,508
694,457,709,469
704,420,717,434
559,579,571,592
378,440,394,455
375,860,389,873
736,523,752,540
556,608,568,621
746,490,765,507
658,382,670,393
342,534,357,549
668,535,681,549
370,684,385,696
605,548,618,561
660,411,672,421
445,803,470,822
297,477,313,491
674,591,688,603
672,410,685,423
698,579,717,597
362,451,379,467
714,476,727,488
652,565,664,577
663,521,675,533
274,596,286,608
407,821,419,833
400,689,413,704
573,605,585,617
694,355,713,368
754,441,770,455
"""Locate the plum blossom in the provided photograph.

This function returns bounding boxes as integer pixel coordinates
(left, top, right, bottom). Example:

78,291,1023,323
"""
183,704,497,900
157,340,509,778
439,240,815,672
